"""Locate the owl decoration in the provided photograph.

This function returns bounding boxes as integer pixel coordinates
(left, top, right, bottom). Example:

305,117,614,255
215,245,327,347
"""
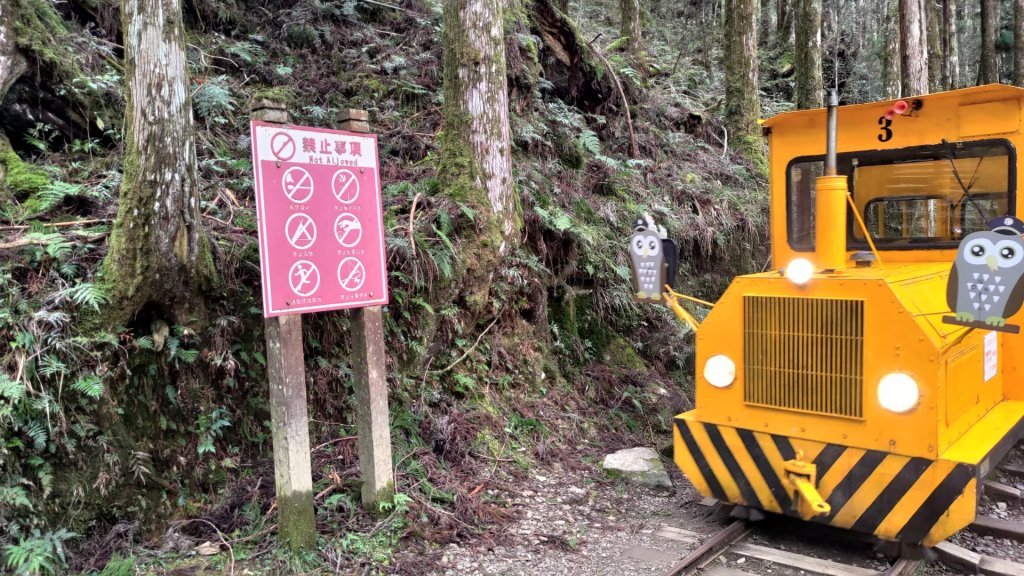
944,216,1024,334
629,214,678,304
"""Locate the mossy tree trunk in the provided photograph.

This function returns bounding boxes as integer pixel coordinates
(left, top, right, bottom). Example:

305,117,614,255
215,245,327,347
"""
1015,0,1024,85
900,0,929,96
943,0,959,88
102,0,212,324
440,0,520,305
724,0,765,167
794,0,822,109
0,2,26,102
883,0,902,97
925,0,943,91
759,0,773,48
978,0,998,84
777,0,793,50
620,0,643,58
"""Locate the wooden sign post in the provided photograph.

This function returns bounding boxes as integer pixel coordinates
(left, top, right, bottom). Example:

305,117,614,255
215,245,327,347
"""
250,98,315,551
339,109,395,506
248,100,396,553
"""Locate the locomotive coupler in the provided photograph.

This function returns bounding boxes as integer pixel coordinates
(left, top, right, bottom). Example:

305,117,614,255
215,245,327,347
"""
782,451,831,520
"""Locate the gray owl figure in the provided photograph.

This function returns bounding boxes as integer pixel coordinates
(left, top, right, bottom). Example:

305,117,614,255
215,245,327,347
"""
947,216,1024,330
629,229,665,303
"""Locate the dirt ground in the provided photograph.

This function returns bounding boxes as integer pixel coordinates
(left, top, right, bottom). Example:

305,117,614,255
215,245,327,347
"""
429,453,910,576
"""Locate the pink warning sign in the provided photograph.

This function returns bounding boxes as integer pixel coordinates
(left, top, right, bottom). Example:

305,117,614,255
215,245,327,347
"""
251,121,389,317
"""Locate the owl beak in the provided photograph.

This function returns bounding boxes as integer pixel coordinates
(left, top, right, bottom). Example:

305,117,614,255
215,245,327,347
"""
641,248,647,256
986,255,999,271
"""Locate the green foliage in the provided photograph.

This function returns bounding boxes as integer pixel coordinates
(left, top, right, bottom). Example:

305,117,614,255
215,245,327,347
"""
3,529,76,576
192,75,237,126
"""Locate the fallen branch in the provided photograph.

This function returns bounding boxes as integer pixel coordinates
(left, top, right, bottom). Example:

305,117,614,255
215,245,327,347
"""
428,316,500,375
0,218,111,232
588,34,639,158
168,518,235,576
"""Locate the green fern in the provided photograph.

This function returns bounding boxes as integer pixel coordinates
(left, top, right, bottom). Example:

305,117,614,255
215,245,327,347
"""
71,375,104,399
59,282,109,312
22,182,83,217
579,130,601,154
0,375,25,401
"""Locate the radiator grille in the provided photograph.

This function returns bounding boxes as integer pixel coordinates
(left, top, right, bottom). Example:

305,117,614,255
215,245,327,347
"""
743,295,864,418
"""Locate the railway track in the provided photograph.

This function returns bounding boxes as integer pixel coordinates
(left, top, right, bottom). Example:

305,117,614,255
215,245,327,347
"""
658,455,1024,576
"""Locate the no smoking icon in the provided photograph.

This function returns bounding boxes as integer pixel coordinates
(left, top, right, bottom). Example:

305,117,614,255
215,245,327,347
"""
270,132,296,161
282,166,314,203
285,213,317,249
332,169,360,204
289,260,320,297
337,257,366,292
334,213,362,247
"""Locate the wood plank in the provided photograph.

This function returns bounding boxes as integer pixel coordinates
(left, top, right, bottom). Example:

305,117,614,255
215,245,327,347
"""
1000,462,1024,476
656,524,699,544
971,515,1024,543
984,479,1022,500
934,541,981,573
699,497,719,507
980,556,1024,576
730,542,878,576
882,559,922,576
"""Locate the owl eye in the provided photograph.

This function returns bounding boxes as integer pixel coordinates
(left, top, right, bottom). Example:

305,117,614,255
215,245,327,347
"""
646,238,661,256
963,237,995,265
995,239,1024,268
630,236,645,256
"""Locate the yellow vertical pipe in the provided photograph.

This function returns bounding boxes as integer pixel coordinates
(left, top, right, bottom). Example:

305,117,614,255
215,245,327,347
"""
815,174,849,271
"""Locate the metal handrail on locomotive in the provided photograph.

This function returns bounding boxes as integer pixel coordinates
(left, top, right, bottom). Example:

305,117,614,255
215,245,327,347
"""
628,84,1024,546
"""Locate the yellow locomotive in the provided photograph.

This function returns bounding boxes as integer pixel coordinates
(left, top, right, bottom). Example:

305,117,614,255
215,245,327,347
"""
633,85,1024,546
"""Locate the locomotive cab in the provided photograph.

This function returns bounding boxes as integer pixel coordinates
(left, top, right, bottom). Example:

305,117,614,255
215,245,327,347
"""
669,85,1024,546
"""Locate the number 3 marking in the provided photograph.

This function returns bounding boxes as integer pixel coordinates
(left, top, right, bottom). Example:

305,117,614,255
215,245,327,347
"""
878,116,893,142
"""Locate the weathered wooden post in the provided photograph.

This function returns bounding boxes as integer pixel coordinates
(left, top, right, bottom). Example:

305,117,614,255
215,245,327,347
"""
250,97,316,550
339,109,395,506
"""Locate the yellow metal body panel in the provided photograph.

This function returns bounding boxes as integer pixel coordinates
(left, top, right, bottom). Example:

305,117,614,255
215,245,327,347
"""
673,86,1024,545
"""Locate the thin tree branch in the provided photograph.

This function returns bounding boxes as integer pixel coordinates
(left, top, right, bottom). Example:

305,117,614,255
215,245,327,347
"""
428,316,500,375
588,36,640,158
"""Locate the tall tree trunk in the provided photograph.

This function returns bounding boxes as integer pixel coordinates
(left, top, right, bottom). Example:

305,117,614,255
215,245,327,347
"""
0,2,26,102
900,0,929,95
759,0,773,47
1015,0,1024,85
439,0,519,291
942,0,959,88
724,0,765,166
925,0,943,90
883,0,902,96
794,0,823,108
979,0,998,83
103,0,212,323
777,0,793,49
620,0,643,58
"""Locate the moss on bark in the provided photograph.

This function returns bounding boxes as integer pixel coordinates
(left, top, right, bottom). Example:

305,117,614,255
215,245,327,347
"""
724,0,767,168
0,133,50,200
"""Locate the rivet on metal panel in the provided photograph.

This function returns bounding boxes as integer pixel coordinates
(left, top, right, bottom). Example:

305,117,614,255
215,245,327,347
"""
276,160,281,168
841,433,847,439
928,444,934,453
800,427,806,433
889,439,896,448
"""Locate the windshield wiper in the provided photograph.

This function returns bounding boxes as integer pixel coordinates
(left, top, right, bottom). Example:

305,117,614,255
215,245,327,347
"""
945,143,989,223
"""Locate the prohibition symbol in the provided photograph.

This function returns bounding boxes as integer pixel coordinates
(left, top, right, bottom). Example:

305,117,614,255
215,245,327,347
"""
337,257,366,292
332,169,360,204
334,213,363,247
282,166,314,203
288,260,321,297
285,213,317,249
270,132,296,161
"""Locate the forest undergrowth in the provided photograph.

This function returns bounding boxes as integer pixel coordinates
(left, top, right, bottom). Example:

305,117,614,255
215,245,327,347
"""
0,0,769,573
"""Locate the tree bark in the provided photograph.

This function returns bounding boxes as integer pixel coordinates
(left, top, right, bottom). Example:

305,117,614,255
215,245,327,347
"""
440,0,519,269
759,0,773,47
942,0,959,88
724,0,765,166
1015,0,1024,85
777,0,793,49
0,2,26,103
883,0,902,97
925,0,943,91
794,0,823,108
978,0,998,84
620,0,643,58
900,0,929,96
103,0,211,323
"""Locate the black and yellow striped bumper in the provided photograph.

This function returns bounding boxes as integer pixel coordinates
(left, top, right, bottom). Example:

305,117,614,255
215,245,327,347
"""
673,412,1023,545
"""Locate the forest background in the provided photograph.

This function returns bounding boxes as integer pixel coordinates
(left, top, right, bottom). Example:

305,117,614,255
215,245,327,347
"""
0,0,1017,573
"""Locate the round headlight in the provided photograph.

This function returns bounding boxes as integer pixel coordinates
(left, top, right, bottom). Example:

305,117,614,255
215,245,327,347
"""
784,258,814,285
704,355,736,388
878,373,919,413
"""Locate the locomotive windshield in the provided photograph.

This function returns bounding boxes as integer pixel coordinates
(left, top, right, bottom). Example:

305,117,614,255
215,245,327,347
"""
787,140,1015,250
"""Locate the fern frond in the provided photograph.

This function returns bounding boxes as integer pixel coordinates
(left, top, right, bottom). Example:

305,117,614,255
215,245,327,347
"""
71,375,104,399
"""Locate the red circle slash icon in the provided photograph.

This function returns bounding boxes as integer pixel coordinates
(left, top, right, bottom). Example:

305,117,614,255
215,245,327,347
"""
334,213,363,248
288,260,320,297
282,166,314,203
270,132,296,161
337,257,366,292
285,213,317,249
332,169,360,204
